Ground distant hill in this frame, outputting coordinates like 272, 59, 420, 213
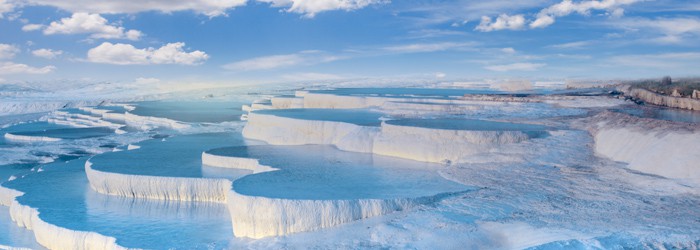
624, 77, 700, 98
618, 77, 700, 110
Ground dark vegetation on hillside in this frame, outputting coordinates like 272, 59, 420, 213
625, 76, 700, 97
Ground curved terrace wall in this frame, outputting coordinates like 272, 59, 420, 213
590, 113, 700, 184
85, 161, 231, 203
1, 185, 126, 250
242, 112, 544, 163
4, 133, 62, 142
226, 189, 453, 239
372, 122, 533, 163
625, 87, 700, 111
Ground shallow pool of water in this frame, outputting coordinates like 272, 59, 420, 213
215, 145, 472, 200
9, 127, 115, 139
1, 121, 72, 134
253, 109, 385, 126
386, 118, 549, 131
3, 158, 234, 249
89, 132, 251, 178
0, 206, 45, 249
130, 101, 245, 123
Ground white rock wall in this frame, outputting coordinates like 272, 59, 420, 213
85, 161, 231, 203
242, 113, 368, 146
242, 113, 534, 163
4, 133, 62, 142
9, 200, 127, 250
1, 184, 127, 250
0, 185, 23, 207
123, 113, 190, 131
201, 152, 277, 173
271, 97, 304, 109
594, 126, 700, 183
372, 123, 530, 163
227, 190, 446, 239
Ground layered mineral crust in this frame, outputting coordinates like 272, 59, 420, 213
2, 182, 128, 250
9, 86, 699, 249
620, 85, 700, 110
242, 110, 540, 163
226, 189, 455, 239
580, 111, 700, 184
85, 161, 232, 203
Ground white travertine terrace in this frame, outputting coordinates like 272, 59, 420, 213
54, 106, 190, 131
1, 186, 127, 250
4, 133, 62, 142
0, 186, 23, 207
242, 112, 376, 152
9, 200, 127, 250
48, 111, 123, 129
270, 96, 304, 109
226, 189, 455, 239
242, 112, 537, 163
299, 93, 478, 109
78, 107, 114, 116
122, 112, 190, 130
302, 93, 399, 109
101, 112, 127, 123
85, 161, 231, 203
372, 122, 531, 163
294, 90, 308, 97
201, 151, 277, 173
592, 118, 700, 184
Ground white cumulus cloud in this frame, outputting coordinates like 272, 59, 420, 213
0, 62, 56, 74
0, 43, 56, 75
42, 13, 142, 40
475, 14, 526, 32
476, 0, 641, 31
17, 0, 382, 18
22, 23, 44, 31
21, 0, 247, 17
32, 48, 64, 59
87, 42, 209, 65
0, 0, 16, 19
485, 62, 545, 72
257, 0, 388, 18
0, 44, 19, 59
531, 0, 639, 29
501, 47, 516, 53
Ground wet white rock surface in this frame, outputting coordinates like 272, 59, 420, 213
1, 86, 699, 249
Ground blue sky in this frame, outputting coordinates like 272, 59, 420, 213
0, 0, 699, 84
